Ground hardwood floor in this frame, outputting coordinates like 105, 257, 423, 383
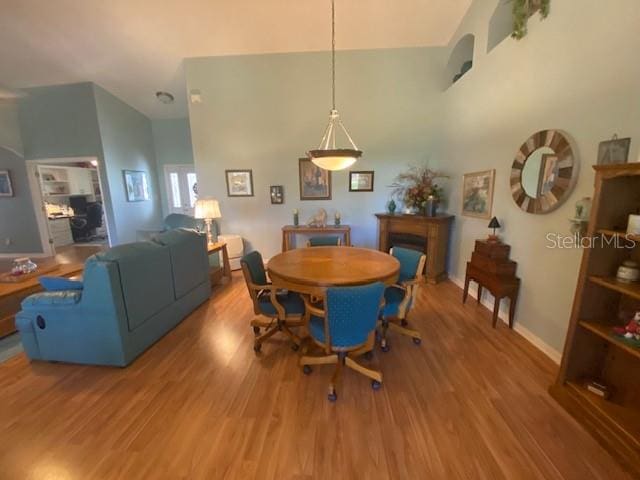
0, 275, 631, 479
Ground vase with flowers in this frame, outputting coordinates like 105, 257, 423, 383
390, 166, 448, 216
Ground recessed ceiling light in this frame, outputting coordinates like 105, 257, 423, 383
156, 91, 174, 104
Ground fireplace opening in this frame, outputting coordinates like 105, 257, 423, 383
388, 233, 427, 253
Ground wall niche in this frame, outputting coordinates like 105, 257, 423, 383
487, 1, 513, 52
446, 34, 475, 87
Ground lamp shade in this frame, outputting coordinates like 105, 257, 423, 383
488, 216, 501, 229
194, 198, 221, 219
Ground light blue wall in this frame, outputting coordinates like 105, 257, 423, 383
94, 85, 163, 243
0, 147, 41, 253
16, 82, 163, 249
151, 118, 195, 217
186, 48, 446, 257
0, 102, 39, 253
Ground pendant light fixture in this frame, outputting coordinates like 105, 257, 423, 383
307, 0, 362, 171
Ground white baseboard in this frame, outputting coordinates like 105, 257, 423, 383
450, 275, 561, 364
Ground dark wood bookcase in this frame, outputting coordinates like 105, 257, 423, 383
550, 163, 640, 477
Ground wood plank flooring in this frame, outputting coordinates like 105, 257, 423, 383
0, 275, 631, 479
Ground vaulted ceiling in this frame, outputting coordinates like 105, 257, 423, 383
0, 0, 472, 118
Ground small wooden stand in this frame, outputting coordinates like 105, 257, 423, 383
463, 240, 520, 328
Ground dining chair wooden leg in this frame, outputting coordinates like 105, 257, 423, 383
299, 354, 338, 367
388, 322, 422, 341
253, 326, 280, 353
344, 356, 382, 384
328, 355, 344, 401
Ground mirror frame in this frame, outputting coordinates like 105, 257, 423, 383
510, 129, 578, 214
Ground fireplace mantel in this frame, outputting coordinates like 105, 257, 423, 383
375, 213, 454, 284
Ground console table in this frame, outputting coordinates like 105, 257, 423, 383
375, 213, 453, 284
281, 225, 351, 252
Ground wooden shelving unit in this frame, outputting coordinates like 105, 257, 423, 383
550, 163, 640, 478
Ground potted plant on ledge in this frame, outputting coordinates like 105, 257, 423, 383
390, 166, 448, 217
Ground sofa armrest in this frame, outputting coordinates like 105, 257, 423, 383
21, 290, 83, 309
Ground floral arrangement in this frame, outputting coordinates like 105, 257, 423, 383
390, 166, 448, 211
512, 0, 550, 39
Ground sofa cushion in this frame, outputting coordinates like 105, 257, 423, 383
39, 276, 83, 292
95, 242, 174, 332
153, 229, 209, 299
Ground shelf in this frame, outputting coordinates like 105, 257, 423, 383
597, 229, 640, 243
588, 275, 640, 300
566, 381, 640, 449
578, 320, 640, 360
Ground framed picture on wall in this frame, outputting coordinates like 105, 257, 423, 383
461, 169, 495, 219
225, 169, 254, 197
0, 170, 13, 197
299, 158, 331, 200
123, 170, 150, 202
597, 136, 631, 165
270, 185, 284, 204
349, 171, 374, 192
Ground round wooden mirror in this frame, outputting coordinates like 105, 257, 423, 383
510, 130, 578, 214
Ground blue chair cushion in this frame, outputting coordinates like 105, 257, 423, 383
308, 314, 326, 343
309, 236, 340, 246
258, 291, 305, 316
241, 251, 268, 286
39, 276, 83, 292
382, 285, 410, 317
392, 247, 424, 283
22, 290, 82, 308
321, 282, 385, 348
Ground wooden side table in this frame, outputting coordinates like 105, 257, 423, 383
463, 262, 520, 328
207, 242, 231, 281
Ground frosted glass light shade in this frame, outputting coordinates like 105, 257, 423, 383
310, 154, 358, 171
194, 198, 221, 219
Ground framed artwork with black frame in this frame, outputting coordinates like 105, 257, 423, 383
225, 169, 254, 197
597, 135, 631, 165
270, 185, 284, 204
299, 158, 331, 200
123, 170, 150, 202
349, 171, 374, 192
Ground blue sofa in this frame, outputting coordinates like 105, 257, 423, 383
16, 229, 211, 366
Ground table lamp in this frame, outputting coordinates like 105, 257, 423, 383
195, 197, 221, 245
488, 216, 501, 243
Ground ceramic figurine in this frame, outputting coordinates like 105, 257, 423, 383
293, 209, 299, 226
616, 260, 640, 283
334, 211, 341, 226
612, 311, 640, 342
307, 208, 327, 227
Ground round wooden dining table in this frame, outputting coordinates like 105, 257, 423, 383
267, 246, 400, 295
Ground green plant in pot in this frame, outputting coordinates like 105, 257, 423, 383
390, 166, 448, 216
512, 0, 551, 39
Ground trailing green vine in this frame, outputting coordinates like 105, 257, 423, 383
512, 0, 551, 39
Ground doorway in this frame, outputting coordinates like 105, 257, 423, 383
164, 165, 198, 216
26, 157, 112, 257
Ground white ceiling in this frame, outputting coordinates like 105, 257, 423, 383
0, 0, 471, 119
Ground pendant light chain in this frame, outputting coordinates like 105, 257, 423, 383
331, 0, 336, 111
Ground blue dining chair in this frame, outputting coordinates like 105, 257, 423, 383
307, 236, 342, 247
240, 251, 305, 353
379, 247, 426, 352
300, 282, 386, 402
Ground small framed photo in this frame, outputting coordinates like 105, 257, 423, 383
597, 136, 631, 165
225, 170, 254, 197
462, 169, 495, 219
349, 171, 374, 192
270, 185, 284, 204
0, 170, 13, 197
123, 170, 150, 202
299, 158, 331, 200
